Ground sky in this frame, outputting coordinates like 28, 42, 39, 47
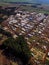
0, 0, 49, 4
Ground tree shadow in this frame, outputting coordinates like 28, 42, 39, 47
0, 44, 23, 65
0, 44, 28, 65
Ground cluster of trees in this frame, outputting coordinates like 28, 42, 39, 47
0, 18, 5, 24
2, 35, 31, 65
0, 28, 12, 37
45, 59, 49, 65
0, 8, 16, 16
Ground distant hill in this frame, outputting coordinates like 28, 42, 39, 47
9, 2, 32, 4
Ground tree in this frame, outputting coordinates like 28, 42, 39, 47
2, 35, 31, 65
16, 35, 31, 64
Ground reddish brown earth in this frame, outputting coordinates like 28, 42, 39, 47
0, 50, 11, 65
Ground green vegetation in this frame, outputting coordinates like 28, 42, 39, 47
0, 3, 10, 6
20, 5, 49, 14
45, 59, 49, 65
28, 35, 39, 43
0, 34, 3, 39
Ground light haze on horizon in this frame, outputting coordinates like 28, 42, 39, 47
0, 0, 49, 4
